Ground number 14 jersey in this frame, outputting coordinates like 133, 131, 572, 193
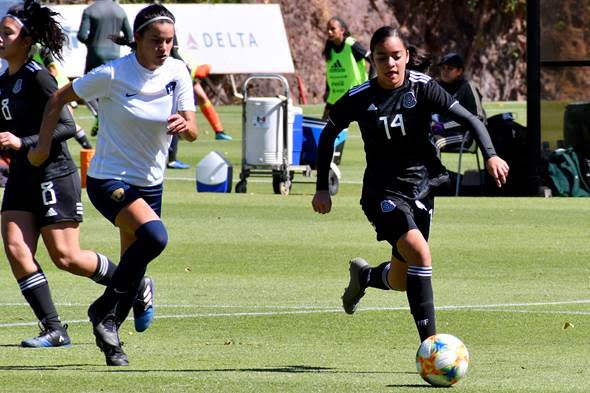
328, 70, 456, 201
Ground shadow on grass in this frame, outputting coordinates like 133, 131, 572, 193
0, 342, 96, 348
0, 364, 97, 370
386, 384, 435, 389
95, 364, 414, 375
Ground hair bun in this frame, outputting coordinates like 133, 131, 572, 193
24, 0, 40, 15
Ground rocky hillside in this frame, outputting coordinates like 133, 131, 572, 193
58, 0, 587, 104
229, 0, 529, 104
540, 0, 590, 100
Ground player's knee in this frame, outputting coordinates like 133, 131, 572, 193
4, 241, 31, 265
412, 248, 431, 266
397, 233, 431, 266
136, 220, 168, 258
49, 249, 78, 272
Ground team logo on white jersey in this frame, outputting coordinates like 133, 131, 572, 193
402, 91, 417, 108
165, 81, 177, 95
12, 79, 22, 94
380, 200, 396, 213
110, 188, 125, 202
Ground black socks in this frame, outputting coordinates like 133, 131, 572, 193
406, 266, 436, 341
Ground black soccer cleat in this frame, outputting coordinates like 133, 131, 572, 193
21, 321, 71, 348
133, 276, 155, 332
88, 301, 120, 348
341, 257, 369, 315
96, 339, 129, 366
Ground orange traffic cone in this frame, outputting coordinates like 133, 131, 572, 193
80, 148, 95, 188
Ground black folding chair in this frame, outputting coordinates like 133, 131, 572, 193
434, 121, 482, 196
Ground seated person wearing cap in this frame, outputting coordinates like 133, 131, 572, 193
432, 52, 486, 151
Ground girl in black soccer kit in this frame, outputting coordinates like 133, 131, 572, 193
312, 26, 509, 343
0, 0, 152, 348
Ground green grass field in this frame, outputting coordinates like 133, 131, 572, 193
0, 102, 588, 392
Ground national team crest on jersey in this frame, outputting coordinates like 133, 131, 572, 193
165, 81, 177, 95
12, 79, 22, 94
110, 188, 125, 202
380, 199, 396, 213
402, 91, 417, 108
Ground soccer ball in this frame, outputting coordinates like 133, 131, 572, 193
416, 333, 469, 387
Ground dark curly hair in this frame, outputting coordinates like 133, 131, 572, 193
6, 0, 67, 61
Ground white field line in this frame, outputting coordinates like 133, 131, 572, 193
0, 299, 588, 309
0, 299, 589, 329
163, 175, 364, 185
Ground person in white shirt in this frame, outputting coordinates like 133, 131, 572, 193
28, 3, 197, 367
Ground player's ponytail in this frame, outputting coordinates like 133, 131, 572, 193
6, 0, 67, 61
407, 46, 432, 73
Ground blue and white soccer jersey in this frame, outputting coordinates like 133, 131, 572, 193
72, 54, 196, 187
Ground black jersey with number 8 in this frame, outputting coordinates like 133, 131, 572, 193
0, 60, 76, 181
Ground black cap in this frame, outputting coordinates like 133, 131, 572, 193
438, 52, 464, 68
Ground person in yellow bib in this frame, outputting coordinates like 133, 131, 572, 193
33, 44, 92, 149
322, 17, 370, 120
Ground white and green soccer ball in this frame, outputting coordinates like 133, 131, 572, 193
416, 333, 470, 387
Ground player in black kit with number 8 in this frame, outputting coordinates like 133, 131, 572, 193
0, 0, 153, 349
312, 26, 509, 343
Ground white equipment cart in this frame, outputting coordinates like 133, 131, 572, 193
235, 74, 312, 195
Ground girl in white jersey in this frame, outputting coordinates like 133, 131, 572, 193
29, 4, 197, 366
0, 0, 153, 351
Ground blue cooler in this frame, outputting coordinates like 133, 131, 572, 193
291, 112, 304, 165
301, 117, 348, 167
196, 151, 233, 193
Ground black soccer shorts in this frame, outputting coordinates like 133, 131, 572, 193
2, 171, 83, 227
362, 194, 434, 261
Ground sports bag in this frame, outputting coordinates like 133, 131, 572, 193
547, 147, 590, 197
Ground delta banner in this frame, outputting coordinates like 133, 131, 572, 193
49, 3, 295, 77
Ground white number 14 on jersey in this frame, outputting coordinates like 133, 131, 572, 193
379, 114, 406, 139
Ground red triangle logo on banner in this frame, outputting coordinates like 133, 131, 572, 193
187, 33, 199, 50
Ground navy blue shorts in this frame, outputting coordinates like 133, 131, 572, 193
362, 195, 434, 261
86, 176, 163, 225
